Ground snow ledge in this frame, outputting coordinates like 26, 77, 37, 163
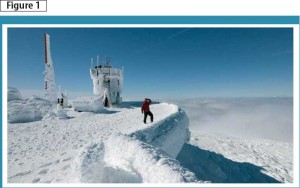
74, 104, 197, 183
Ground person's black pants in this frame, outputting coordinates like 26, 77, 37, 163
144, 111, 153, 123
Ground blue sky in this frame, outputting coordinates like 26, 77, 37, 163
8, 28, 293, 99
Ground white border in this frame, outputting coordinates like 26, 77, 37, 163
293, 24, 300, 188
2, 24, 299, 187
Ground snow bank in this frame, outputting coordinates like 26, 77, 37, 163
72, 96, 104, 113
8, 91, 53, 123
77, 134, 199, 183
7, 87, 71, 123
43, 105, 69, 120
8, 87, 22, 101
8, 101, 196, 183
74, 103, 195, 183
8, 100, 42, 123
28, 95, 53, 116
130, 105, 190, 158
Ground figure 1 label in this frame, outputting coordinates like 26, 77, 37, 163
0, 0, 47, 12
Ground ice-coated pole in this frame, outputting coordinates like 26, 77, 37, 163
44, 33, 47, 64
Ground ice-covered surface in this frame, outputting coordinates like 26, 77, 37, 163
53, 105, 69, 119
131, 107, 189, 158
8, 100, 43, 123
8, 92, 53, 123
8, 102, 194, 183
177, 131, 293, 183
7, 96, 293, 184
43, 34, 56, 103
77, 134, 199, 183
8, 87, 22, 101
90, 66, 123, 104
72, 96, 104, 112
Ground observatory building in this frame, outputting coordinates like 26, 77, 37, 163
90, 58, 124, 107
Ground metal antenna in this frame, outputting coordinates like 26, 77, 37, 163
91, 58, 93, 68
97, 55, 99, 67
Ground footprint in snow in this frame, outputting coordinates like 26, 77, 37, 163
38, 169, 49, 175
62, 157, 72, 162
60, 152, 67, 156
39, 159, 60, 168
32, 178, 40, 183
39, 162, 52, 168
9, 170, 32, 179
61, 164, 70, 171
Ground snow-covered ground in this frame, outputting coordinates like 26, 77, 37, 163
177, 131, 292, 183
7, 90, 294, 184
7, 101, 196, 183
172, 98, 293, 183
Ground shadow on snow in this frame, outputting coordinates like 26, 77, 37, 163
177, 143, 280, 183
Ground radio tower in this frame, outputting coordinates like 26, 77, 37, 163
43, 33, 56, 103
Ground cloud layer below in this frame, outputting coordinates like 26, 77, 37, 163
170, 98, 293, 143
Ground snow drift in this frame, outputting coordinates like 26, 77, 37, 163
8, 95, 291, 184
75, 104, 195, 183
8, 87, 23, 101
131, 107, 190, 158
8, 100, 43, 123
8, 102, 196, 183
8, 87, 53, 123
72, 96, 104, 112
77, 134, 199, 183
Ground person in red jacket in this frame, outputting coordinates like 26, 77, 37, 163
141, 98, 153, 124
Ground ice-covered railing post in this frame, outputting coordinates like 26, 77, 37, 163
57, 85, 68, 107
90, 56, 124, 107
43, 33, 56, 103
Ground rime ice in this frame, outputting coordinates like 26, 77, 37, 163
90, 58, 123, 107
43, 34, 56, 103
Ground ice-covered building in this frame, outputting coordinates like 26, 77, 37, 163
57, 86, 68, 107
90, 58, 123, 107
43, 33, 56, 103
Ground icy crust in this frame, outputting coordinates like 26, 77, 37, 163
8, 100, 43, 123
77, 134, 199, 183
130, 107, 190, 158
8, 95, 53, 123
72, 96, 104, 112
8, 87, 22, 101
44, 34, 56, 103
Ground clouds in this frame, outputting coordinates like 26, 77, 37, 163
169, 98, 293, 143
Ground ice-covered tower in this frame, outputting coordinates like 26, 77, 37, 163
43, 33, 56, 103
90, 57, 123, 107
